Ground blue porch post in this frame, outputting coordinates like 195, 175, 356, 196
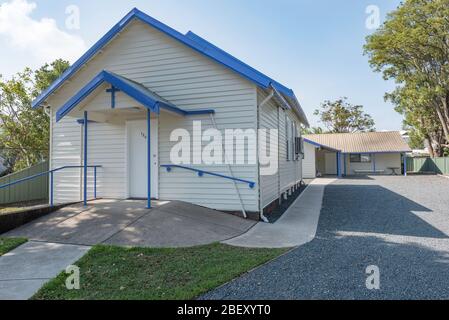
83, 111, 88, 206
373, 153, 376, 174
147, 109, 152, 209
404, 154, 407, 176
343, 154, 347, 176
336, 152, 342, 178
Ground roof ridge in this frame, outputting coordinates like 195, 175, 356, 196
31, 7, 306, 126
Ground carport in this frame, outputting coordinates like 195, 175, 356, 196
303, 131, 412, 178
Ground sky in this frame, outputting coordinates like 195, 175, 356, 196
0, 0, 403, 130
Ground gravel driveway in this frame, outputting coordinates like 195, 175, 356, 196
202, 176, 449, 300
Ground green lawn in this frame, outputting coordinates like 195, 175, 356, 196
33, 243, 288, 300
0, 237, 27, 256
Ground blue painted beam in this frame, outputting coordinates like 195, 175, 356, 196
343, 154, 347, 176
373, 153, 376, 174
83, 111, 88, 206
336, 152, 342, 178
404, 154, 407, 176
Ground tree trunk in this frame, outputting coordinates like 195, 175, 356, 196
435, 105, 449, 141
441, 95, 449, 142
425, 135, 435, 157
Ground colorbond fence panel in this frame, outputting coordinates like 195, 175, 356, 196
0, 162, 49, 205
407, 157, 449, 175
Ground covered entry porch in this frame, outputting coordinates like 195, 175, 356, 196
54, 70, 215, 208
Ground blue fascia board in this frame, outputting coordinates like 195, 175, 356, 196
33, 7, 299, 110
303, 138, 341, 153
56, 70, 215, 121
56, 72, 105, 121
103, 71, 161, 112
186, 31, 296, 99
57, 70, 159, 122
33, 8, 140, 109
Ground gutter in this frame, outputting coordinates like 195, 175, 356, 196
269, 84, 310, 128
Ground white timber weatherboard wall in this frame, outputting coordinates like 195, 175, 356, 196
343, 153, 401, 175
258, 89, 280, 209
258, 89, 303, 210
303, 142, 317, 178
48, 20, 259, 212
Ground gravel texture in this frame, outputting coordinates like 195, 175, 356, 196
201, 175, 449, 300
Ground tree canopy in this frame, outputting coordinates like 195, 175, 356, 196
313, 97, 375, 133
364, 0, 449, 156
0, 59, 70, 172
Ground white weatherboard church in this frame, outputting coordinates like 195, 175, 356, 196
32, 8, 309, 221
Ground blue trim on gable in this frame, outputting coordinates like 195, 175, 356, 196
57, 72, 105, 121
32, 8, 307, 126
56, 70, 215, 122
57, 70, 161, 122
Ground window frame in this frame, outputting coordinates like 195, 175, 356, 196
350, 154, 372, 163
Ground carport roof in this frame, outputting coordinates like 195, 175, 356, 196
304, 131, 412, 154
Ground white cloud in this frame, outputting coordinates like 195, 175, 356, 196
0, 0, 86, 65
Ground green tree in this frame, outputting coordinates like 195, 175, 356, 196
364, 0, 449, 155
313, 97, 375, 133
301, 127, 324, 135
0, 59, 70, 171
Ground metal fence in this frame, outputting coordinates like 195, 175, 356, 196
406, 157, 449, 175
0, 162, 49, 205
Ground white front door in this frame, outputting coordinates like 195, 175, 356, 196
127, 119, 158, 199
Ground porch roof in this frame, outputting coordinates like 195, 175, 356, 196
56, 70, 214, 122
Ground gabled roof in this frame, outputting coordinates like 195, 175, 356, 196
304, 131, 412, 154
56, 70, 214, 122
32, 8, 308, 126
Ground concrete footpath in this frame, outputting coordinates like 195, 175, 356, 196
0, 241, 90, 300
224, 178, 335, 248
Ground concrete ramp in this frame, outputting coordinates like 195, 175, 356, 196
3, 200, 256, 248
223, 178, 335, 248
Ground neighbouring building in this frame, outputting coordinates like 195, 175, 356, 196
303, 131, 411, 178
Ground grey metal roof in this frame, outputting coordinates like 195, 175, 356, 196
304, 131, 412, 154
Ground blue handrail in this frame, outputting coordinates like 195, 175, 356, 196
0, 165, 102, 207
161, 164, 255, 189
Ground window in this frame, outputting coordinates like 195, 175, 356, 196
286, 116, 292, 161
286, 115, 303, 161
350, 154, 371, 163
